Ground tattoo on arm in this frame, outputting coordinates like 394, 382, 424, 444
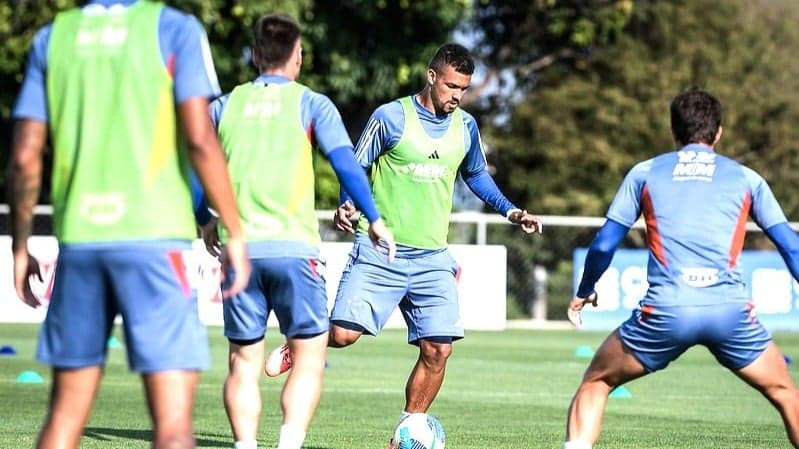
8, 121, 46, 252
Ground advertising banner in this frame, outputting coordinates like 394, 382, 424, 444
0, 237, 507, 331
573, 248, 799, 331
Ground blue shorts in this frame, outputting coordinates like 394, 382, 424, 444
37, 242, 210, 373
619, 301, 771, 372
223, 257, 328, 340
329, 243, 464, 343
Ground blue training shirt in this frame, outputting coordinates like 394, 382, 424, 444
348, 95, 519, 256
13, 0, 220, 122
579, 143, 793, 306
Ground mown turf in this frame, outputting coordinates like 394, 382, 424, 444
1, 323, 796, 448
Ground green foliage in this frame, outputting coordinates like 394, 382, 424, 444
1, 0, 469, 206
473, 0, 799, 317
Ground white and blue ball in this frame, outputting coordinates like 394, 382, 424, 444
393, 413, 446, 449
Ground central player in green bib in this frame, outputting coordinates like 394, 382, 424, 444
265, 43, 543, 446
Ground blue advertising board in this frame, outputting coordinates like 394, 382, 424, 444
573, 248, 799, 331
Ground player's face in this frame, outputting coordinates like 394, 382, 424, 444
429, 65, 471, 115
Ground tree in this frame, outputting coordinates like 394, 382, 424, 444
1, 0, 470, 206
478, 0, 799, 317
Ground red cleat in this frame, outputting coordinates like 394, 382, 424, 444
264, 343, 292, 377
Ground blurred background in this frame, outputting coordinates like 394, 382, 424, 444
3, 0, 799, 321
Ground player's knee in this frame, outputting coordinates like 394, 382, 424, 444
328, 327, 360, 348
419, 340, 452, 367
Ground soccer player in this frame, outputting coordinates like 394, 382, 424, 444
265, 42, 543, 446
7, 0, 250, 448
203, 14, 395, 449
565, 88, 799, 449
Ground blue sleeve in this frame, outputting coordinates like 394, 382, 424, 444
160, 7, 221, 103
340, 102, 403, 205
765, 223, 799, 282
303, 90, 353, 155
461, 170, 517, 217
12, 25, 51, 122
605, 160, 652, 226
459, 115, 517, 216
576, 219, 630, 298
189, 170, 212, 226
743, 166, 788, 229
328, 147, 380, 223
209, 94, 229, 128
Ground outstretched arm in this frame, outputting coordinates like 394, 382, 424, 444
567, 218, 629, 327
575, 218, 630, 298
764, 222, 799, 281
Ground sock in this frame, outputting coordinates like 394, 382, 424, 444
276, 424, 306, 449
564, 440, 592, 449
233, 440, 257, 449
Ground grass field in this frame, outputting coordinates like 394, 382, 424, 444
1, 323, 797, 449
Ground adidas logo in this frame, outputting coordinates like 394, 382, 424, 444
427, 150, 440, 160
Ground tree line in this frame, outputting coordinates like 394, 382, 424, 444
3, 0, 799, 317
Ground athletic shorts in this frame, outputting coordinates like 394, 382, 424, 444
329, 243, 464, 343
37, 242, 210, 373
223, 257, 328, 340
618, 301, 771, 372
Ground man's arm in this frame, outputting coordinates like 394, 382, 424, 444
7, 120, 47, 306
179, 98, 250, 297
575, 219, 630, 298
764, 223, 799, 281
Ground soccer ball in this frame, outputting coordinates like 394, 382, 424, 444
393, 413, 446, 449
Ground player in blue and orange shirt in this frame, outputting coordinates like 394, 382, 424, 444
8, 1, 250, 448
564, 88, 799, 449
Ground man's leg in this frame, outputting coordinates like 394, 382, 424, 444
277, 333, 328, 449
224, 339, 265, 446
328, 321, 365, 348
735, 342, 799, 448
143, 370, 200, 449
565, 329, 648, 447
36, 366, 103, 449
404, 339, 452, 413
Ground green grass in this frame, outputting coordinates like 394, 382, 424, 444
1, 324, 797, 448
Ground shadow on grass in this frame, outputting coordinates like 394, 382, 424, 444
83, 427, 229, 447
84, 428, 335, 449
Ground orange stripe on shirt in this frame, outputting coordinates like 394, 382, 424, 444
728, 191, 752, 269
641, 185, 667, 267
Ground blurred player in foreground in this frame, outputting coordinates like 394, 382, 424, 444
203, 13, 395, 449
8, 0, 249, 448
265, 42, 542, 447
565, 87, 799, 449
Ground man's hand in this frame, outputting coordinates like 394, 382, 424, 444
508, 209, 543, 234
567, 292, 598, 329
220, 237, 251, 299
13, 249, 43, 308
333, 201, 358, 233
200, 217, 221, 259
367, 218, 396, 263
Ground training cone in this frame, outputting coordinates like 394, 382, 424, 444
574, 345, 595, 358
609, 386, 632, 399
16, 370, 44, 384
0, 345, 17, 356
107, 336, 122, 348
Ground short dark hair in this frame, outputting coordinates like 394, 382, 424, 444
670, 87, 722, 145
252, 14, 301, 69
429, 43, 475, 76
